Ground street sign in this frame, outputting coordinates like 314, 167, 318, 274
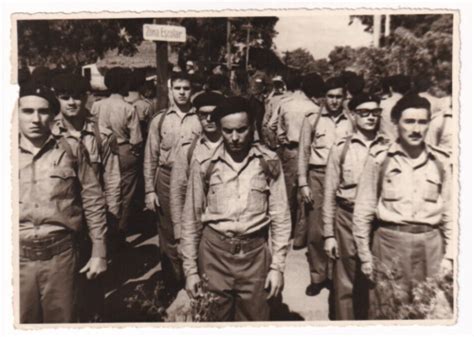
143, 24, 186, 43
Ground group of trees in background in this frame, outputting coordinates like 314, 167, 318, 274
283, 14, 453, 96
17, 14, 453, 96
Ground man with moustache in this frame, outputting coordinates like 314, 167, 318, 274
169, 92, 224, 251
298, 77, 354, 297
18, 82, 108, 323
323, 94, 389, 320
181, 97, 291, 321
144, 72, 201, 290
353, 94, 453, 318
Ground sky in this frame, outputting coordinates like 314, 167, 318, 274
273, 15, 373, 60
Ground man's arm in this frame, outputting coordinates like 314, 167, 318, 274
127, 105, 143, 146
297, 115, 313, 187
143, 116, 162, 194
170, 144, 191, 240
100, 135, 122, 220
440, 160, 454, 260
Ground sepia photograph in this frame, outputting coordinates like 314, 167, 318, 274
8, 7, 462, 329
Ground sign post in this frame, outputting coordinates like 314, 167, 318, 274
145, 22, 187, 110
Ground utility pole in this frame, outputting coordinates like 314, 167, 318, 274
226, 19, 232, 71
153, 18, 169, 110
243, 22, 252, 71
373, 14, 382, 48
384, 14, 391, 37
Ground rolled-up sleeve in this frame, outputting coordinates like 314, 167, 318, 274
353, 155, 380, 264
297, 115, 313, 187
143, 116, 161, 194
268, 160, 292, 273
170, 144, 190, 240
76, 143, 108, 258
180, 159, 205, 277
322, 145, 341, 238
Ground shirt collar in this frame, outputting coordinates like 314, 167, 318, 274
321, 105, 350, 122
51, 114, 95, 137
19, 133, 56, 157
351, 131, 386, 147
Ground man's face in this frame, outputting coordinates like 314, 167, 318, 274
198, 106, 218, 133
220, 112, 253, 155
171, 79, 191, 106
397, 108, 430, 148
57, 92, 87, 118
353, 102, 381, 133
19, 96, 54, 141
325, 87, 345, 113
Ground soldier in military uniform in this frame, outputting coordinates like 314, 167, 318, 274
181, 96, 291, 321
18, 82, 108, 323
297, 77, 354, 297
353, 94, 453, 319
144, 72, 201, 290
322, 93, 389, 320
169, 92, 224, 247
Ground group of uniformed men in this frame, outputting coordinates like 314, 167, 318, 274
18, 65, 453, 323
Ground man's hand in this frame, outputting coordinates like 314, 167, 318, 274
299, 186, 313, 204
185, 274, 201, 298
361, 261, 374, 282
80, 257, 107, 280
265, 269, 284, 299
324, 237, 339, 260
145, 192, 160, 212
440, 257, 453, 274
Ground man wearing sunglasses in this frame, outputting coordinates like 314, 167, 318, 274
322, 94, 389, 320
144, 72, 201, 292
298, 77, 354, 298
170, 92, 224, 257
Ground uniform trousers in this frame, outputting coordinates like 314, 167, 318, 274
369, 226, 444, 319
156, 167, 184, 288
20, 243, 77, 323
306, 168, 330, 284
333, 205, 369, 320
117, 143, 140, 231
198, 226, 272, 321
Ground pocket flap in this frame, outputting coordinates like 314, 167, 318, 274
50, 167, 76, 179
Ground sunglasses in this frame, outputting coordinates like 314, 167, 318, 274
58, 94, 84, 101
354, 108, 382, 117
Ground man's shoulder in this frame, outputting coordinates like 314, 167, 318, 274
253, 142, 279, 161
427, 143, 450, 161
149, 108, 168, 126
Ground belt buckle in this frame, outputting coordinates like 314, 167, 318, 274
233, 243, 242, 255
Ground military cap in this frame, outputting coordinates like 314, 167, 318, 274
391, 93, 431, 122
51, 73, 91, 96
193, 91, 225, 111
19, 80, 60, 114
211, 96, 255, 123
30, 66, 52, 87
348, 93, 381, 111
324, 76, 346, 93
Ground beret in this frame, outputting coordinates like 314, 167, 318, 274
211, 96, 254, 123
324, 76, 345, 92
348, 93, 381, 111
193, 91, 225, 111
19, 81, 60, 114
51, 73, 91, 96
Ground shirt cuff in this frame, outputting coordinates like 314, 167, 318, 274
184, 264, 199, 278
270, 260, 285, 274
91, 240, 107, 259
298, 175, 308, 187
358, 248, 373, 264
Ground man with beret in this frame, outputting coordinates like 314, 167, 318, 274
91, 67, 143, 234
144, 72, 201, 290
169, 92, 224, 248
18, 82, 108, 323
322, 94, 389, 320
353, 94, 453, 318
298, 77, 354, 297
181, 96, 291, 321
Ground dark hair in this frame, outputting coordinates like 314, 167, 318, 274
128, 69, 146, 91
301, 73, 325, 99
207, 74, 229, 92
348, 93, 380, 111
391, 94, 431, 123
389, 74, 412, 95
211, 96, 255, 125
346, 75, 365, 96
284, 71, 302, 91
104, 67, 130, 94
170, 71, 191, 85
324, 76, 346, 93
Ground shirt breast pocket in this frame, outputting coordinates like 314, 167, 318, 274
312, 132, 327, 149
160, 130, 173, 151
341, 167, 355, 187
382, 171, 402, 201
247, 177, 269, 213
424, 174, 441, 203
207, 180, 227, 214
49, 167, 77, 199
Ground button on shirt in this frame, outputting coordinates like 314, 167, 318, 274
143, 107, 201, 194
91, 93, 143, 146
323, 133, 390, 237
353, 142, 453, 263
19, 136, 107, 258
180, 143, 291, 277
298, 106, 354, 187
277, 90, 320, 145
169, 135, 222, 239
51, 115, 122, 218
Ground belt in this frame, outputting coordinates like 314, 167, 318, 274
309, 164, 326, 173
336, 196, 354, 213
281, 142, 299, 149
376, 220, 439, 234
203, 226, 267, 255
20, 232, 74, 261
